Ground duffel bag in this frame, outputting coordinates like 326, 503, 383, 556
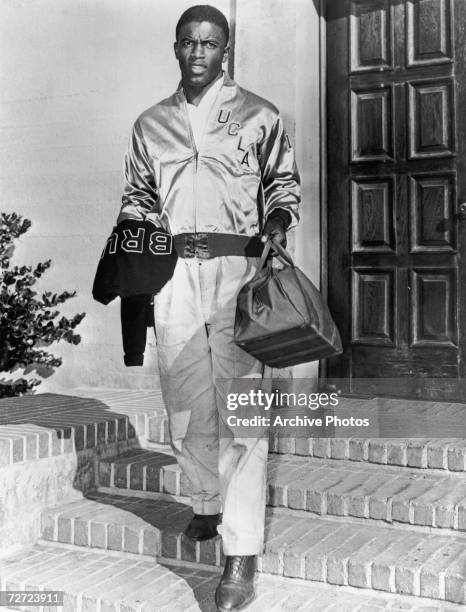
234, 238, 342, 367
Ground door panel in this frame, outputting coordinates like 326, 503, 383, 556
406, 0, 452, 66
326, 0, 466, 398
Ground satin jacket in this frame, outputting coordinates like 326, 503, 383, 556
117, 74, 300, 236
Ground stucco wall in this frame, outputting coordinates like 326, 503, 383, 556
235, 0, 321, 379
0, 0, 321, 391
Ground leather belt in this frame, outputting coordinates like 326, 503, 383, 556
173, 233, 264, 259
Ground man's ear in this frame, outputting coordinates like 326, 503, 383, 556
223, 45, 230, 63
174, 41, 179, 60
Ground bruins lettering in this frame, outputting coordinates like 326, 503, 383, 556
101, 229, 172, 258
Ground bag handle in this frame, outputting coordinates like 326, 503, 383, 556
259, 237, 295, 269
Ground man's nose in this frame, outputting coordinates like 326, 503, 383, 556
191, 42, 205, 57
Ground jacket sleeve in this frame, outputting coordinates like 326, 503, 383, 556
121, 294, 154, 366
258, 114, 301, 229
117, 120, 160, 224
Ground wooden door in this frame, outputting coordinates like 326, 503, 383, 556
326, 0, 466, 398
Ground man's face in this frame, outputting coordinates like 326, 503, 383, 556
174, 21, 228, 91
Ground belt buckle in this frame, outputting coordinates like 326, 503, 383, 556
183, 234, 194, 258
194, 233, 209, 259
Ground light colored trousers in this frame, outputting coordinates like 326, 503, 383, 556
153, 255, 270, 555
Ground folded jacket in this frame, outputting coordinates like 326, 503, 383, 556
92, 219, 177, 366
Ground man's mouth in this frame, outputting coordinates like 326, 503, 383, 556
190, 64, 207, 72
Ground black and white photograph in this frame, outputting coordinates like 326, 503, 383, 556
0, 1, 465, 611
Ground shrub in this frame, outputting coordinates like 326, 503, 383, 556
0, 212, 85, 397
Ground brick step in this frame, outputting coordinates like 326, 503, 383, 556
143, 419, 466, 473
0, 391, 168, 471
72, 389, 168, 444
0, 391, 165, 555
270, 436, 466, 472
98, 449, 466, 532
41, 493, 466, 604
140, 393, 466, 473
79, 390, 466, 473
71, 390, 466, 473
1, 543, 458, 612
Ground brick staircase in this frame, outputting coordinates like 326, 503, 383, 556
0, 391, 464, 611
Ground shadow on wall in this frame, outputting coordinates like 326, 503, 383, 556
313, 1, 346, 20
312, 0, 322, 16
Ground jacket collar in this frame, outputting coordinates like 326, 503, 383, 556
176, 71, 236, 103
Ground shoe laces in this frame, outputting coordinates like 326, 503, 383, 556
230, 556, 243, 575
227, 555, 251, 577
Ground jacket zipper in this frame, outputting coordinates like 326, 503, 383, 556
182, 81, 225, 235
194, 149, 198, 234
182, 96, 199, 234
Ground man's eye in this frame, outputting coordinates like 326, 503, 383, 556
182, 40, 194, 47
205, 42, 217, 49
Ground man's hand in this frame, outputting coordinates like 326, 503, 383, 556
261, 210, 291, 250
261, 217, 287, 248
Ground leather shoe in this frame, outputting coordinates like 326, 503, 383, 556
215, 555, 256, 611
184, 513, 220, 541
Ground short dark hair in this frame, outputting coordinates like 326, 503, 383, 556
176, 5, 229, 43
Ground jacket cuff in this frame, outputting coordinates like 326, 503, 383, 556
124, 353, 144, 366
267, 208, 292, 230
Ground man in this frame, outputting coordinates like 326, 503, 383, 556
117, 5, 300, 610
